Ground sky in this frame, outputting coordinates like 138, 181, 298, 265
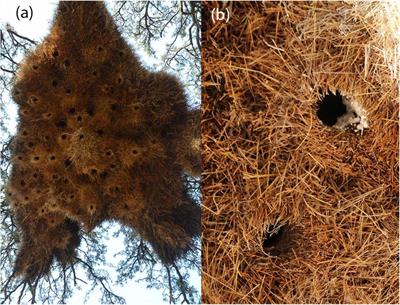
0, 1, 200, 304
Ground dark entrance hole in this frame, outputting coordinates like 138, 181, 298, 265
263, 224, 299, 257
263, 224, 285, 251
316, 90, 347, 126
64, 158, 72, 168
56, 119, 67, 129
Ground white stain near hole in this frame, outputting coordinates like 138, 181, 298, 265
334, 96, 369, 133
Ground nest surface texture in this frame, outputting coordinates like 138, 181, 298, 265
202, 1, 399, 303
7, 1, 200, 281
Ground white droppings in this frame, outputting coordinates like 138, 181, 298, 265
334, 96, 369, 133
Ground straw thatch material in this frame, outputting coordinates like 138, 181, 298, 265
202, 1, 399, 303
7, 1, 199, 281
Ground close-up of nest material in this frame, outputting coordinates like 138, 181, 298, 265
6, 1, 200, 282
202, 1, 398, 304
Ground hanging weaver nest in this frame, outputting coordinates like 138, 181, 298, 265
202, 1, 399, 304
7, 1, 200, 281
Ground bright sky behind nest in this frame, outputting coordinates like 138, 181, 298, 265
0, 1, 200, 304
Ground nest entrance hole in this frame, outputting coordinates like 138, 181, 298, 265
316, 90, 347, 126
316, 89, 369, 132
262, 223, 298, 257
263, 224, 285, 251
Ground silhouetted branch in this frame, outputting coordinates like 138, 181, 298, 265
76, 257, 125, 304
172, 262, 190, 304
166, 266, 174, 304
6, 27, 37, 46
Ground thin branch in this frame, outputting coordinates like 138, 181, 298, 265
75, 257, 125, 304
166, 266, 174, 304
172, 263, 189, 304
0, 66, 16, 75
7, 28, 37, 46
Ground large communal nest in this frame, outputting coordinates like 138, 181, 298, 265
202, 1, 399, 303
6, 1, 200, 282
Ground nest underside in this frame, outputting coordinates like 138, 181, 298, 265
7, 1, 200, 281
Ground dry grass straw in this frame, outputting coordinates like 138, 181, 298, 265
202, 1, 399, 303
